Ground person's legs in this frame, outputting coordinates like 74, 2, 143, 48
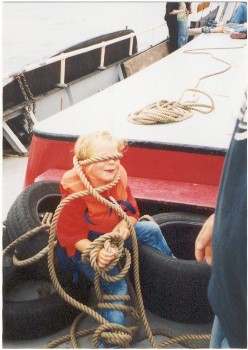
235, 26, 247, 33
77, 234, 127, 326
178, 20, 187, 47
78, 231, 128, 348
185, 23, 189, 44
99, 266, 128, 325
78, 260, 127, 348
223, 22, 246, 34
210, 316, 230, 348
230, 3, 247, 24
125, 220, 173, 256
167, 20, 178, 52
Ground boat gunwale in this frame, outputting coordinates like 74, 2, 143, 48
3, 23, 166, 83
31, 130, 227, 156
3, 38, 169, 118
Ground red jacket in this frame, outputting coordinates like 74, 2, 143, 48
56, 164, 140, 256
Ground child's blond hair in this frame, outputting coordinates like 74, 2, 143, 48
74, 131, 127, 160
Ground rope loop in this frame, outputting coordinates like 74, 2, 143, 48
82, 231, 132, 282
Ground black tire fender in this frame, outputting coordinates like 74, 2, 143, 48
6, 181, 66, 278
139, 212, 213, 323
6, 181, 61, 261
4, 180, 92, 339
3, 223, 18, 290
2, 260, 90, 340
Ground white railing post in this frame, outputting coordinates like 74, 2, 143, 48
60, 58, 66, 85
98, 42, 106, 70
3, 23, 167, 82
129, 36, 134, 56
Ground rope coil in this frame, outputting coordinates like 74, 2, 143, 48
128, 43, 247, 126
128, 89, 214, 125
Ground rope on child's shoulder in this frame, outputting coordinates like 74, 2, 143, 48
3, 152, 211, 348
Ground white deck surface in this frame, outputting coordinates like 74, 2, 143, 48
34, 33, 247, 151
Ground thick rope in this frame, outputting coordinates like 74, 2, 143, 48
128, 44, 246, 125
128, 88, 214, 125
3, 152, 211, 348
46, 153, 211, 348
3, 213, 54, 267
76, 155, 161, 347
47, 154, 157, 348
3, 224, 51, 266
183, 48, 232, 89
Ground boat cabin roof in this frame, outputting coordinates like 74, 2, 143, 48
34, 33, 247, 154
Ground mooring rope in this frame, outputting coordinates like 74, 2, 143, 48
3, 152, 211, 348
128, 88, 214, 125
128, 44, 246, 125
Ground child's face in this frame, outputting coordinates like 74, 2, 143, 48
85, 138, 120, 186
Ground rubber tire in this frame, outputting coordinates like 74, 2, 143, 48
5, 181, 63, 278
3, 180, 92, 339
2, 220, 11, 249
6, 180, 61, 254
3, 225, 18, 294
138, 212, 213, 323
2, 259, 91, 340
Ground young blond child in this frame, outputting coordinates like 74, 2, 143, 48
56, 131, 173, 347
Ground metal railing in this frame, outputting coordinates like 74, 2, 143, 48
3, 23, 167, 85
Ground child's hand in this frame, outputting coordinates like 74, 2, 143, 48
96, 247, 116, 268
114, 220, 130, 241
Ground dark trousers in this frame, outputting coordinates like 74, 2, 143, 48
167, 19, 178, 53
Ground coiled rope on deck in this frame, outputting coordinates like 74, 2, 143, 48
128, 88, 214, 125
128, 43, 247, 125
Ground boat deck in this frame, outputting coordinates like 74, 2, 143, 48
3, 31, 246, 350
34, 33, 247, 152
28, 33, 247, 212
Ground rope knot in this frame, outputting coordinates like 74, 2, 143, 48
82, 231, 123, 269
93, 323, 133, 348
82, 232, 132, 283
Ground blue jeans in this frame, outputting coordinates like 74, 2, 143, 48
223, 22, 247, 33
210, 316, 230, 348
178, 20, 188, 48
78, 221, 173, 327
230, 3, 247, 24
